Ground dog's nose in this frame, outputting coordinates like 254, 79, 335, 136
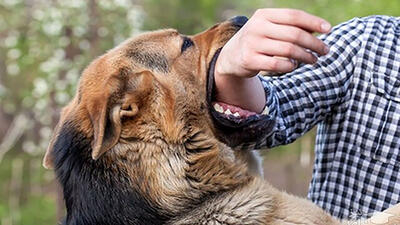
230, 16, 248, 27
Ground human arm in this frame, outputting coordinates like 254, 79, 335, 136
213, 16, 366, 149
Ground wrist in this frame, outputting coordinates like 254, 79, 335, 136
214, 72, 265, 114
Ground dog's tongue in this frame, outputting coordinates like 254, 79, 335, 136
212, 101, 257, 118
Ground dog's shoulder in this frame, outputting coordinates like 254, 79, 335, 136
170, 178, 276, 225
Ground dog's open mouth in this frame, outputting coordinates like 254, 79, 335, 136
212, 101, 257, 118
206, 48, 266, 126
211, 101, 269, 121
206, 48, 275, 147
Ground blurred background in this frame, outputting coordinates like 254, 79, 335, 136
0, 0, 399, 224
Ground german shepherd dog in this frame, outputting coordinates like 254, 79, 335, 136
43, 16, 400, 225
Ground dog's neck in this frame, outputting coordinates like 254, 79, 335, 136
54, 124, 252, 224
115, 128, 253, 214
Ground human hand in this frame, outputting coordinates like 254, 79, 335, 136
215, 8, 332, 78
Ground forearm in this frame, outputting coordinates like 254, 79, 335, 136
214, 72, 266, 113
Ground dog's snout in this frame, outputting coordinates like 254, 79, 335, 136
230, 16, 248, 27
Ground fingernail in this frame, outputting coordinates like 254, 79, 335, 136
321, 22, 331, 32
290, 59, 298, 67
324, 45, 330, 54
312, 55, 318, 64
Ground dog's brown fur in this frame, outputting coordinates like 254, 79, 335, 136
43, 19, 400, 225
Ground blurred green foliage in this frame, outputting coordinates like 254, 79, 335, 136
0, 0, 142, 224
276, 0, 400, 26
141, 0, 264, 33
0, 0, 399, 224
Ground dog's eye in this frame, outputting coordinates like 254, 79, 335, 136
181, 37, 194, 53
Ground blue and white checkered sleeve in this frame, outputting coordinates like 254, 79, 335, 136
247, 18, 367, 149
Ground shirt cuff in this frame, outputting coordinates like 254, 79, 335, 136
258, 75, 279, 119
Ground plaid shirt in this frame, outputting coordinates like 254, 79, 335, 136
232, 16, 400, 219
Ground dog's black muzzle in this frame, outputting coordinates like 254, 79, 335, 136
230, 16, 248, 28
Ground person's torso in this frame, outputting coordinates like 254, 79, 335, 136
309, 16, 400, 219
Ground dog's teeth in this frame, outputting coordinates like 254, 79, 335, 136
213, 103, 224, 113
261, 106, 269, 115
224, 109, 232, 115
233, 112, 240, 117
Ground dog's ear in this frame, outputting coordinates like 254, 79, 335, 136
90, 70, 153, 160
42, 96, 127, 167
42, 70, 154, 168
89, 103, 124, 160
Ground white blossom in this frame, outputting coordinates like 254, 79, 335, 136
79, 39, 90, 50
33, 78, 49, 97
4, 34, 18, 47
55, 92, 70, 104
42, 20, 63, 36
22, 140, 37, 154
97, 27, 109, 37
7, 63, 20, 76
7, 48, 21, 59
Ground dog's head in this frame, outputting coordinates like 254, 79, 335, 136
43, 16, 254, 169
